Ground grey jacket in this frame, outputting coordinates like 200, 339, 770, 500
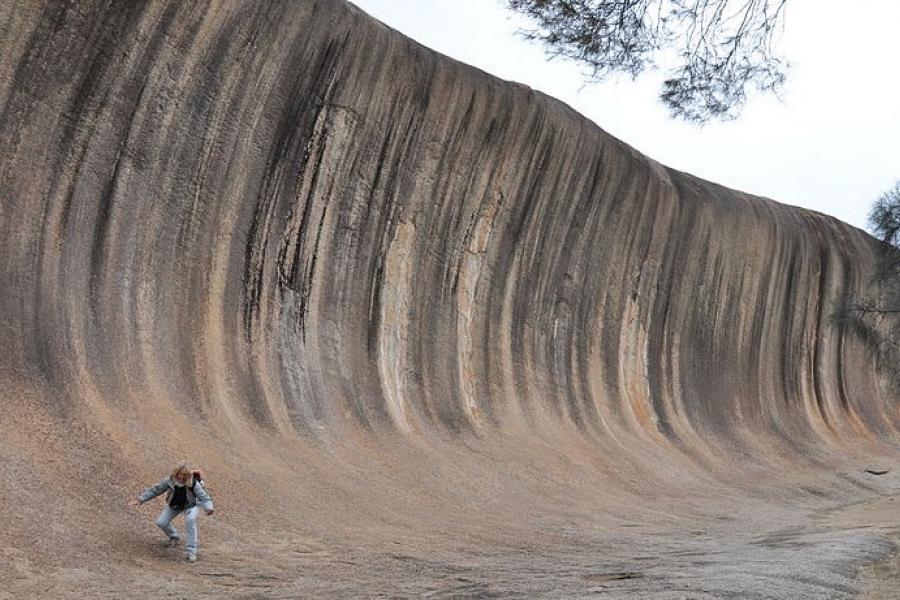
138, 477, 214, 512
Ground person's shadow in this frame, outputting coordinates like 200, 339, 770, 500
117, 528, 184, 565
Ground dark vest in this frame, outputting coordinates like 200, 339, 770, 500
169, 485, 188, 510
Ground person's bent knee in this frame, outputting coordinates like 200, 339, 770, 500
156, 516, 168, 529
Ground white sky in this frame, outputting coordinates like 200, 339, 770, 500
350, 0, 900, 231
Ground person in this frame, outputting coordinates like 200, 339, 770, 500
128, 462, 215, 562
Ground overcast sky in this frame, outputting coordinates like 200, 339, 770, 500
350, 0, 900, 232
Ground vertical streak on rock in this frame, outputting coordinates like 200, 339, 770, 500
456, 187, 504, 428
377, 219, 415, 432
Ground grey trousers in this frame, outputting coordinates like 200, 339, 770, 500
156, 505, 201, 554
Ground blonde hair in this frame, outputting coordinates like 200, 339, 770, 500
170, 462, 192, 482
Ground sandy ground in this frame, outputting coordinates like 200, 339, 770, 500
1, 381, 898, 598
860, 546, 900, 600
1, 383, 898, 598
2, 409, 899, 600
3, 494, 898, 599
842, 494, 900, 599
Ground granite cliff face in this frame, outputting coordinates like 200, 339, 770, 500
2, 1, 898, 597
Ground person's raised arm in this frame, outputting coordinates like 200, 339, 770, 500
129, 478, 170, 508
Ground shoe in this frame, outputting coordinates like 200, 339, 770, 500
166, 536, 181, 547
186, 553, 197, 563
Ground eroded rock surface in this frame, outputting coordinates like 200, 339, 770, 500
1, 1, 898, 597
